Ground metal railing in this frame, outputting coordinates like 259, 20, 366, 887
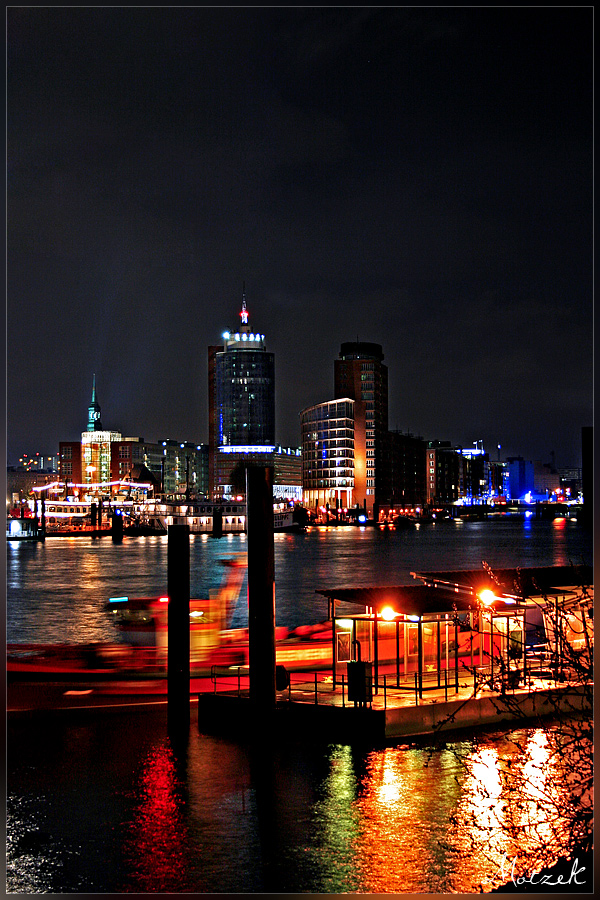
207, 650, 579, 710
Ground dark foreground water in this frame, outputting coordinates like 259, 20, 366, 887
6, 518, 593, 893
7, 711, 592, 894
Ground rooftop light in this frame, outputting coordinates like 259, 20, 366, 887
380, 606, 399, 621
479, 589, 496, 607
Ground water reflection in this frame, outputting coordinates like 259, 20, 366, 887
352, 746, 464, 893
7, 711, 587, 894
119, 741, 189, 892
452, 726, 583, 886
311, 745, 362, 892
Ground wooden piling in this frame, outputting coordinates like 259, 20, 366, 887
168, 523, 190, 730
246, 466, 276, 714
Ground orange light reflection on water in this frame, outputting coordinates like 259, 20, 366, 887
451, 727, 581, 889
313, 745, 465, 893
113, 725, 586, 894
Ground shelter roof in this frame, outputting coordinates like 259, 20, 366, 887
410, 564, 592, 598
315, 584, 519, 617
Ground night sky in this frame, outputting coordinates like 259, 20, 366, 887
7, 7, 593, 468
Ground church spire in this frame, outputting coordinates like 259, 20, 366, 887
87, 374, 103, 431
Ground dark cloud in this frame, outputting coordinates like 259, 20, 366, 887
7, 7, 593, 468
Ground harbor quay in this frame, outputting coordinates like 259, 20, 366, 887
199, 685, 591, 744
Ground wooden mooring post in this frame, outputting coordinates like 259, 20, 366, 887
167, 523, 190, 731
246, 466, 276, 716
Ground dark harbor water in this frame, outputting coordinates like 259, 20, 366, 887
6, 518, 593, 893
6, 515, 592, 643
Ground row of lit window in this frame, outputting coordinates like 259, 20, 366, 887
306, 443, 354, 453
303, 431, 354, 442
301, 420, 353, 433
305, 465, 354, 474
301, 404, 354, 422
309, 479, 354, 488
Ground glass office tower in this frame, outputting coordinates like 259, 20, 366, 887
209, 295, 275, 498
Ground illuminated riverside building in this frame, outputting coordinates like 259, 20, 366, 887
158, 440, 209, 498
57, 377, 208, 499
382, 430, 427, 509
208, 293, 276, 499
59, 378, 118, 490
81, 429, 122, 487
300, 399, 355, 509
80, 377, 120, 487
426, 442, 460, 504
273, 446, 303, 502
334, 342, 388, 517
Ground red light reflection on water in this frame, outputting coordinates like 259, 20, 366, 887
120, 740, 188, 893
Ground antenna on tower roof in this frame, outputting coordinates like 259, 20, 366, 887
240, 284, 249, 326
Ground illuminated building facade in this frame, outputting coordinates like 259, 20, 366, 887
208, 293, 275, 499
81, 430, 122, 487
159, 440, 209, 498
457, 447, 491, 501
111, 438, 164, 484
81, 377, 122, 488
300, 399, 355, 509
382, 430, 427, 509
273, 446, 303, 502
58, 442, 83, 487
334, 342, 388, 517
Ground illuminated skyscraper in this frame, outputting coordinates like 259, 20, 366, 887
208, 293, 275, 499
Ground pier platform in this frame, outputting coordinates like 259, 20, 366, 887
197, 672, 591, 743
8, 661, 590, 745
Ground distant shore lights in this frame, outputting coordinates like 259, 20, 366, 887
31, 480, 153, 493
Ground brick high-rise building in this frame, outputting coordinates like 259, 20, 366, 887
334, 342, 388, 517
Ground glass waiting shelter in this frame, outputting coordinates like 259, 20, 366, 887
411, 564, 593, 684
318, 583, 528, 698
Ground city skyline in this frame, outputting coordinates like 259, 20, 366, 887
7, 8, 593, 467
